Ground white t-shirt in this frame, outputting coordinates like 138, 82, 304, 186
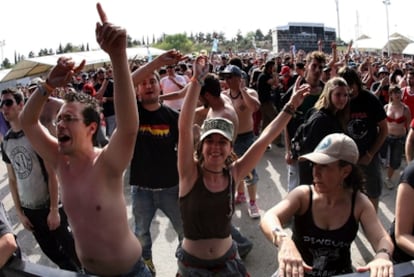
160, 75, 188, 111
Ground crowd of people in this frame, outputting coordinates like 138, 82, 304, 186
2, 2, 414, 277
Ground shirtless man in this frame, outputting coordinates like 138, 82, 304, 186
19, 4, 150, 276
193, 73, 239, 139
220, 65, 262, 218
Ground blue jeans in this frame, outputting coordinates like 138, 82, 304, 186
359, 153, 384, 198
131, 185, 183, 260
85, 258, 152, 277
381, 135, 405, 170
234, 132, 259, 185
105, 114, 116, 137
176, 242, 247, 276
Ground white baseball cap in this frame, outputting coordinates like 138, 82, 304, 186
299, 133, 359, 165
200, 117, 234, 142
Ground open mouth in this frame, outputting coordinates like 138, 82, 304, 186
58, 135, 71, 143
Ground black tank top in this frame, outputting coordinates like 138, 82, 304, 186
179, 166, 235, 240
292, 185, 358, 276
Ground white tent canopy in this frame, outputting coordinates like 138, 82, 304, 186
353, 36, 386, 51
354, 33, 413, 54
1, 47, 165, 82
403, 43, 414, 55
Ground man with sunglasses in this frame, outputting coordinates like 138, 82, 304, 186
0, 88, 81, 272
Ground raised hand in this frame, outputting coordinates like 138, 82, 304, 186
192, 55, 209, 80
289, 76, 310, 109
95, 2, 127, 56
47, 57, 85, 88
157, 50, 186, 67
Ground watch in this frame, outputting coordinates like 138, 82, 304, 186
272, 226, 288, 247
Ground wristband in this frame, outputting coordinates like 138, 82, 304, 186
190, 76, 204, 86
282, 103, 296, 116
375, 248, 391, 259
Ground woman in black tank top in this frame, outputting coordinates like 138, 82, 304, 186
177, 56, 309, 276
260, 133, 394, 277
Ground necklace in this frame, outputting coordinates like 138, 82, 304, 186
229, 91, 241, 99
202, 166, 223, 174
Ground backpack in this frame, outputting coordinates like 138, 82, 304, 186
290, 108, 317, 159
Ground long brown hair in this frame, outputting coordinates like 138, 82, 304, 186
314, 77, 350, 130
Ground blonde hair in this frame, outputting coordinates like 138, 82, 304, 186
314, 77, 350, 129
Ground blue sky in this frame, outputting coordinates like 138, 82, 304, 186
1, 0, 410, 63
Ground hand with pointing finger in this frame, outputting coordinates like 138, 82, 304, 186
95, 2, 127, 57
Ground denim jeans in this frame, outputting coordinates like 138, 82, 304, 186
381, 135, 405, 170
84, 258, 152, 277
131, 185, 183, 260
105, 115, 116, 137
176, 242, 247, 277
234, 132, 259, 185
287, 161, 300, 192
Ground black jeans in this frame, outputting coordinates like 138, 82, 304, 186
22, 207, 81, 272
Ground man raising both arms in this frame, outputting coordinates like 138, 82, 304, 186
19, 3, 151, 276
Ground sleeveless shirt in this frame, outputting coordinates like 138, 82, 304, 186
179, 166, 235, 240
292, 185, 358, 276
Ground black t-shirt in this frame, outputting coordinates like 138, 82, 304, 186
282, 79, 325, 139
129, 102, 179, 189
257, 71, 273, 103
94, 80, 115, 117
347, 89, 386, 155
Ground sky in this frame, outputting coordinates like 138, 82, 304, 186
1, 0, 412, 64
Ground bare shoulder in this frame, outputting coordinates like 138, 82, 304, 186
245, 87, 258, 96
284, 185, 311, 214
353, 191, 375, 218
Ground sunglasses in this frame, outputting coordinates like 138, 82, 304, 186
0, 99, 15, 108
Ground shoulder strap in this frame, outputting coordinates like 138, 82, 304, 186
307, 185, 313, 210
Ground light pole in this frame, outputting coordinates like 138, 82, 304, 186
383, 0, 391, 56
335, 0, 341, 41
0, 40, 5, 68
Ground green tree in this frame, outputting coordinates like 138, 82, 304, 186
63, 43, 74, 53
255, 29, 264, 41
2, 58, 11, 69
127, 35, 133, 48
58, 43, 63, 54
154, 33, 193, 54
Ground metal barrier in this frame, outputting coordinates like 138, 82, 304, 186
0, 258, 93, 277
336, 260, 414, 277
2, 258, 414, 277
